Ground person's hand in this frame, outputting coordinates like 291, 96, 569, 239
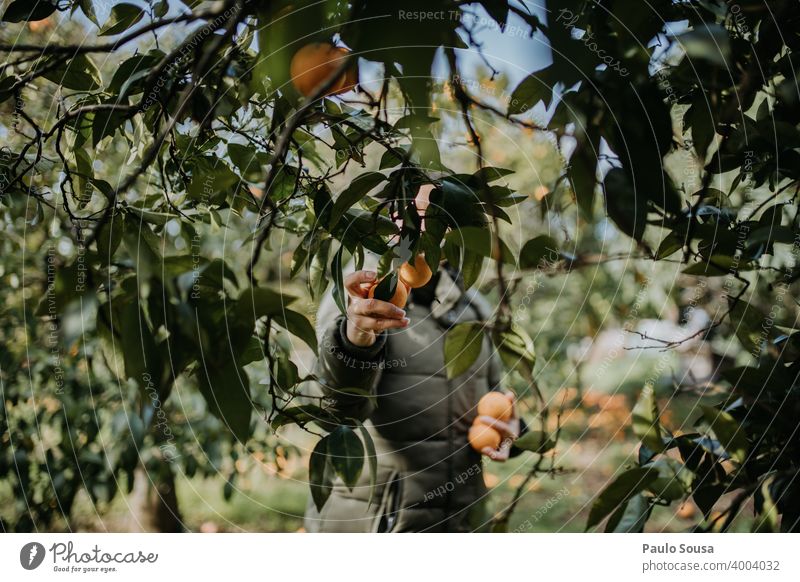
344, 270, 410, 347
478, 391, 520, 462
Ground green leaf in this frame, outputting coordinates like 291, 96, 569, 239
96, 211, 124, 264
35, 261, 92, 316
271, 404, 335, 430
445, 226, 515, 264
586, 467, 659, 530
109, 52, 163, 96
308, 237, 331, 300
728, 299, 771, 355
687, 95, 715, 159
444, 323, 485, 379
509, 68, 553, 114
99, 3, 145, 36
330, 172, 386, 227
41, 54, 102, 91
356, 422, 378, 505
78, 0, 100, 27
197, 361, 252, 443
606, 493, 652, 533
513, 430, 555, 454
272, 309, 318, 353
234, 286, 297, 334
645, 457, 693, 502
2, 0, 56, 22
632, 385, 664, 454
519, 235, 559, 269
309, 437, 334, 511
327, 425, 364, 490
93, 100, 129, 146
227, 143, 266, 181
656, 232, 683, 260
186, 157, 239, 202
153, 0, 169, 18
371, 271, 399, 302
682, 255, 735, 276
494, 325, 536, 379
701, 406, 748, 464
569, 147, 597, 220
674, 24, 731, 68
753, 477, 779, 533
331, 246, 346, 314
603, 168, 646, 241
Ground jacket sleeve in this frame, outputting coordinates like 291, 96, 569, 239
316, 315, 386, 422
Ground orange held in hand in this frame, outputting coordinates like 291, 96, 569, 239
398, 255, 433, 289
368, 278, 409, 308
468, 419, 501, 452
289, 42, 358, 98
477, 392, 513, 422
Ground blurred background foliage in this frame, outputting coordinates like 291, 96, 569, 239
1, 0, 799, 533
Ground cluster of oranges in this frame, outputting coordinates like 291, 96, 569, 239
468, 392, 513, 452
367, 255, 433, 308
289, 42, 358, 97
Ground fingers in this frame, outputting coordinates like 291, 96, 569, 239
344, 270, 377, 298
350, 297, 406, 319
478, 416, 519, 440
481, 446, 510, 462
349, 315, 409, 335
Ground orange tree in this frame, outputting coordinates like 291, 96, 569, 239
1, 0, 799, 532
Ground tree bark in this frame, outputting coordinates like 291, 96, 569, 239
125, 463, 184, 532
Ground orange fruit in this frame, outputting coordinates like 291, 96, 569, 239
398, 255, 433, 289
477, 392, 513, 422
367, 278, 409, 308
29, 18, 53, 33
677, 502, 696, 520
289, 42, 357, 97
335, 63, 359, 94
468, 420, 501, 452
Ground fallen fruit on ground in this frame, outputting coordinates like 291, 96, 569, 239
477, 391, 513, 422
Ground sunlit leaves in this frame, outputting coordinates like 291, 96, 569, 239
645, 457, 693, 502
701, 406, 748, 465
632, 385, 664, 454
493, 325, 536, 380
513, 430, 554, 454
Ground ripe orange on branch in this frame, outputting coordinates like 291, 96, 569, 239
398, 254, 433, 289
289, 42, 358, 97
477, 392, 513, 422
367, 277, 409, 308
